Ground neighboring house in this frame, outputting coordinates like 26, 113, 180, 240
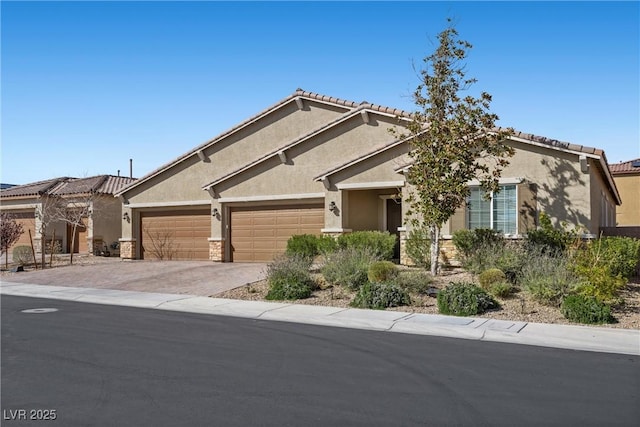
610, 158, 640, 226
0, 175, 136, 255
115, 89, 620, 263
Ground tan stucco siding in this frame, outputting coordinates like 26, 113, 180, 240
501, 141, 592, 232
614, 174, 640, 225
589, 160, 617, 232
214, 116, 401, 198
125, 156, 214, 204
332, 144, 410, 186
91, 195, 123, 249
123, 101, 349, 204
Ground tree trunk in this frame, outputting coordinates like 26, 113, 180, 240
430, 225, 440, 276
40, 226, 46, 269
4, 250, 7, 270
70, 223, 76, 265
29, 230, 37, 270
49, 230, 56, 268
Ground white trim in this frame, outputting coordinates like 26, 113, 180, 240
0, 203, 37, 210
218, 193, 324, 203
397, 227, 407, 232
467, 177, 524, 186
127, 200, 211, 208
336, 181, 405, 190
118, 238, 137, 242
321, 228, 352, 233
208, 237, 226, 242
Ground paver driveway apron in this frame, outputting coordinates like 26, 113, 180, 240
1, 259, 267, 297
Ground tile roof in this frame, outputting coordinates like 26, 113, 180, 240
0, 175, 137, 199
609, 158, 640, 175
0, 177, 70, 198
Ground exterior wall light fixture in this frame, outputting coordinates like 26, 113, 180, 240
328, 201, 337, 212
122, 212, 130, 223
212, 208, 219, 217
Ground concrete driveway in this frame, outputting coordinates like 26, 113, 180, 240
1, 258, 267, 297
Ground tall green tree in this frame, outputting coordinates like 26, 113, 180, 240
398, 20, 514, 275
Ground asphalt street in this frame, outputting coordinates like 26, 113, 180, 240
2, 295, 639, 427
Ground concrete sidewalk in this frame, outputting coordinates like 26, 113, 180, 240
2, 280, 638, 356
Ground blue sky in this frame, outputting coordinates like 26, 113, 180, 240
2, 1, 638, 184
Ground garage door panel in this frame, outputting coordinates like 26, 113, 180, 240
231, 204, 323, 262
141, 210, 210, 261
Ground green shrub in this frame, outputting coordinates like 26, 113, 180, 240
437, 282, 498, 316
265, 255, 316, 300
337, 231, 396, 260
286, 234, 338, 259
367, 261, 398, 283
452, 229, 519, 276
572, 252, 625, 304
525, 212, 578, 254
12, 245, 33, 265
452, 228, 504, 259
405, 226, 430, 268
488, 282, 514, 298
570, 238, 636, 303
479, 268, 506, 290
518, 250, 581, 306
393, 270, 434, 294
317, 234, 339, 255
321, 247, 380, 290
350, 282, 410, 310
590, 237, 640, 279
561, 295, 615, 324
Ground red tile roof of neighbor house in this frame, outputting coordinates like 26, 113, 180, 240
609, 158, 640, 175
0, 175, 137, 198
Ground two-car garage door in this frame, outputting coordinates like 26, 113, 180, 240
230, 205, 324, 262
139, 205, 324, 262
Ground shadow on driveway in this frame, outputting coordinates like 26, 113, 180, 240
1, 259, 267, 297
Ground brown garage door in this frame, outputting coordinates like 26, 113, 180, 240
7, 212, 36, 253
230, 205, 324, 262
140, 210, 210, 260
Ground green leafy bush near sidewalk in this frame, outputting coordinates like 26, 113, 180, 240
265, 255, 316, 300
350, 282, 410, 310
437, 282, 498, 316
561, 295, 615, 324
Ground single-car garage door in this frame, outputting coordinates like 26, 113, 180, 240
230, 205, 324, 262
140, 210, 210, 260
8, 211, 36, 253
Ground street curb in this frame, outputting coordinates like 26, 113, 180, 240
2, 281, 639, 356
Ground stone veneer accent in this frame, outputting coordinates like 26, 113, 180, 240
208, 239, 225, 262
119, 238, 136, 259
399, 231, 461, 267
